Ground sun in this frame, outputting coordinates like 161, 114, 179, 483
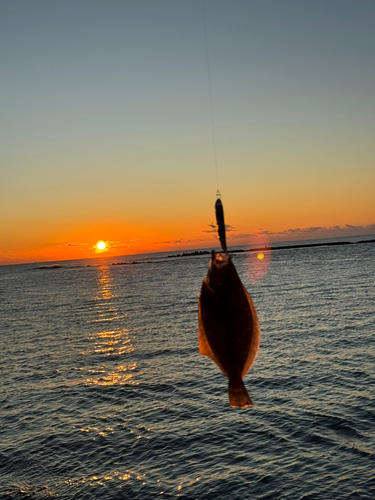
96, 241, 106, 251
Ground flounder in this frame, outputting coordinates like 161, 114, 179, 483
198, 250, 260, 408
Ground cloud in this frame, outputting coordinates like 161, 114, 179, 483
226, 232, 255, 240
276, 227, 326, 236
268, 223, 375, 237
104, 239, 143, 249
152, 237, 208, 245
158, 238, 191, 245
54, 243, 88, 248
201, 224, 235, 233
225, 223, 375, 241
200, 224, 216, 233
107, 241, 131, 249
157, 238, 192, 244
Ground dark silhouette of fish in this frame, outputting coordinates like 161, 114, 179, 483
198, 250, 260, 408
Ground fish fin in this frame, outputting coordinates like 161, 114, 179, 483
198, 295, 215, 358
198, 305, 217, 359
241, 288, 261, 378
198, 324, 215, 359
228, 378, 253, 408
198, 297, 228, 376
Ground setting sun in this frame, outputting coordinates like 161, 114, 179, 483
96, 241, 106, 251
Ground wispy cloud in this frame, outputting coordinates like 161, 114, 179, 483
219, 223, 375, 241
152, 237, 207, 245
201, 224, 234, 233
106, 241, 131, 249
103, 239, 143, 249
54, 242, 88, 248
160, 238, 190, 244
263, 223, 375, 238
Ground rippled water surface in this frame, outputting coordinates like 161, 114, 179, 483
1, 239, 374, 499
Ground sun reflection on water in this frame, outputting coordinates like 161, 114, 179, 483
90, 329, 134, 356
95, 266, 116, 300
58, 469, 201, 496
86, 362, 137, 385
84, 265, 137, 386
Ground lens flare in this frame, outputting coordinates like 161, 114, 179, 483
244, 235, 272, 283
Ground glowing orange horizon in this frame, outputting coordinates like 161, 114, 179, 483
1, 205, 374, 266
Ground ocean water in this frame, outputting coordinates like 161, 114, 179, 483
1, 237, 374, 499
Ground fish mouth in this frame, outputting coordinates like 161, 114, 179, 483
207, 250, 231, 287
210, 250, 230, 267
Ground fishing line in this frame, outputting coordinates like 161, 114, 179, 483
202, 0, 220, 193
203, 0, 229, 254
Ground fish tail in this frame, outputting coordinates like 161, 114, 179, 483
228, 378, 253, 408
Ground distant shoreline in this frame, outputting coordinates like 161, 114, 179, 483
168, 238, 375, 258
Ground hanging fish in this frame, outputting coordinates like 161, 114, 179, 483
198, 195, 260, 408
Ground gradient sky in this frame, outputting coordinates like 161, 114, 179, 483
1, 0, 374, 264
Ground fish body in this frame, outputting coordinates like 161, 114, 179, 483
198, 250, 260, 408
